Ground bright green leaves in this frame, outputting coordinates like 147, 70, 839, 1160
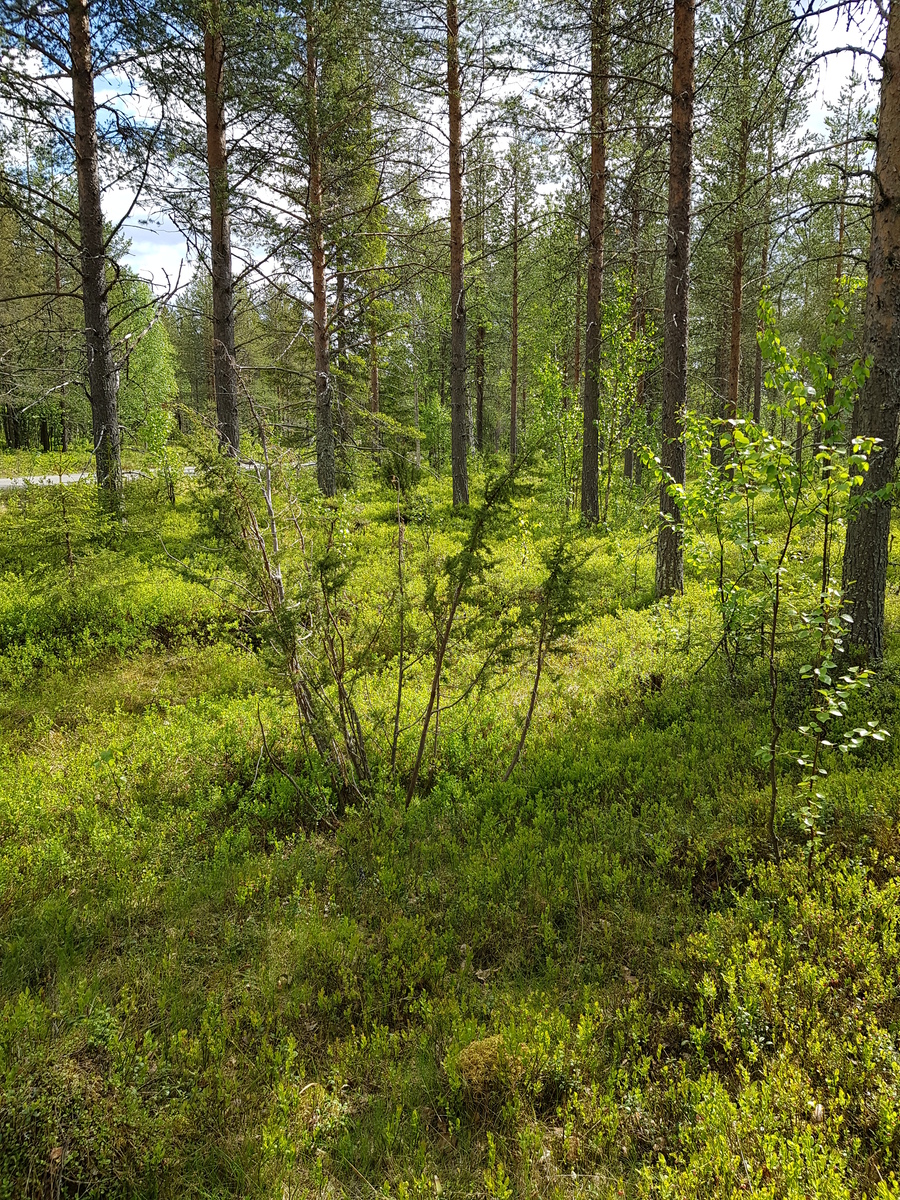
112, 276, 178, 462
646, 287, 886, 862
531, 355, 581, 511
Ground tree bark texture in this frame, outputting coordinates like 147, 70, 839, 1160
203, 2, 239, 452
510, 367, 517, 458
475, 321, 485, 450
573, 224, 581, 397
447, 0, 469, 505
510, 186, 519, 461
3, 407, 21, 450
625, 175, 641, 481
655, 0, 694, 598
305, 7, 336, 496
52, 189, 70, 451
710, 317, 727, 468
369, 317, 380, 456
414, 373, 422, 468
726, 118, 749, 422
753, 120, 773, 425
334, 264, 351, 457
580, 0, 609, 524
825, 107, 852, 411
841, 0, 900, 662
67, 0, 122, 496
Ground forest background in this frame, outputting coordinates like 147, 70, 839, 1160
3, 0, 900, 1196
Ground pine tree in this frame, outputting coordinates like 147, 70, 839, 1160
655, 0, 695, 598
841, 0, 900, 662
0, 0, 128, 496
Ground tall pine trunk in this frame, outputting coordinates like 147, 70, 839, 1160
825, 103, 853, 411
203, 1, 239, 452
655, 0, 694, 598
475, 323, 485, 450
305, 6, 336, 496
369, 315, 380, 457
67, 0, 122, 497
447, 0, 469, 504
414, 373, 422, 467
726, 118, 749, 422
625, 175, 641, 481
573, 231, 582, 397
580, 0, 609, 523
753, 119, 774, 424
510, 183, 519, 461
52, 173, 69, 451
472, 155, 486, 452
841, 0, 900, 662
334, 261, 352, 481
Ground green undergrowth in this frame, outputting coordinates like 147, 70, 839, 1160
2, 469, 900, 1198
0, 443, 190, 480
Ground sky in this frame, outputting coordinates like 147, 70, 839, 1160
117, 3, 886, 294
805, 0, 883, 137
113, 199, 189, 291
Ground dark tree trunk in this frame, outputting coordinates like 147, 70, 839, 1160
510, 184, 519, 461
655, 0, 694, 598
573, 223, 581, 397
841, 0, 900, 662
306, 6, 336, 496
203, 1, 239, 452
52, 181, 70, 452
510, 367, 517, 457
753, 119, 774, 425
67, 0, 122, 497
414, 374, 422, 468
472, 154, 486, 452
580, 0, 609, 524
475, 321, 485, 450
825, 107, 852, 412
369, 315, 380, 457
625, 175, 641, 481
711, 325, 727, 467
334, 263, 351, 461
726, 118, 748, 423
4, 406, 19, 450
447, 0, 469, 505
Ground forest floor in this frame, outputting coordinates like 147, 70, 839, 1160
2, 463, 900, 1199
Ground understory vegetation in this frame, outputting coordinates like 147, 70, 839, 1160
3, 0, 900, 1190
2, 446, 899, 1199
